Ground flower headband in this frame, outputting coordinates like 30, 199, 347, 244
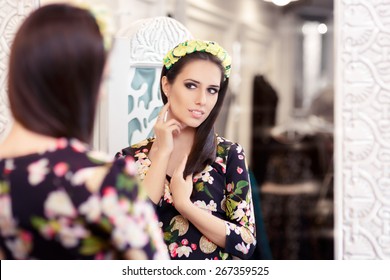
69, 0, 114, 50
163, 40, 232, 79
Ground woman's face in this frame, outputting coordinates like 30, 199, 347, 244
162, 59, 222, 128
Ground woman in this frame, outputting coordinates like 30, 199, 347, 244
0, 4, 168, 260
116, 40, 256, 259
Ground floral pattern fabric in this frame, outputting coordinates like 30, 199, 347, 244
116, 136, 256, 260
0, 138, 169, 260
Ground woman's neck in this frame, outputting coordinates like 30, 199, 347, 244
173, 127, 195, 152
0, 122, 59, 158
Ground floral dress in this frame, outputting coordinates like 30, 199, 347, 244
0, 138, 169, 260
116, 136, 256, 260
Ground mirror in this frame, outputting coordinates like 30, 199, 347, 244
37, 0, 335, 260
248, 0, 334, 260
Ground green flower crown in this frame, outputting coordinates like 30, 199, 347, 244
163, 40, 232, 79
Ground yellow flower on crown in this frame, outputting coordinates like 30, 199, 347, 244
173, 45, 187, 57
163, 40, 232, 79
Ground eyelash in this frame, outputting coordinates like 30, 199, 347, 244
185, 83, 219, 95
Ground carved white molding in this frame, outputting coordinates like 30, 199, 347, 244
118, 16, 192, 63
104, 16, 192, 155
336, 0, 390, 259
0, 0, 39, 141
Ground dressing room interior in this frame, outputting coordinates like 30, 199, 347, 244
1, 0, 388, 260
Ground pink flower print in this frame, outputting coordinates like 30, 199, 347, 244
41, 224, 56, 239
102, 186, 116, 197
70, 139, 87, 153
71, 167, 94, 186
118, 198, 130, 212
79, 195, 101, 222
58, 224, 88, 248
6, 236, 31, 259
181, 239, 189, 246
169, 242, 179, 258
44, 190, 76, 218
238, 155, 244, 160
235, 242, 250, 254
124, 157, 137, 175
53, 162, 69, 177
56, 138, 68, 149
191, 243, 197, 250
95, 252, 104, 260
227, 183, 233, 192
4, 159, 14, 175
20, 231, 32, 243
27, 159, 49, 185
171, 250, 178, 258
237, 167, 243, 174
163, 184, 173, 204
0, 195, 12, 219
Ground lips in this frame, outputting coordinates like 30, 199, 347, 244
189, 109, 205, 119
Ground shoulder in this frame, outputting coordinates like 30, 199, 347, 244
116, 138, 155, 158
64, 139, 114, 166
131, 138, 155, 149
216, 135, 245, 156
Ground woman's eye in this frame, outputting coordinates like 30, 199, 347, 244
208, 88, 219, 94
185, 83, 196, 89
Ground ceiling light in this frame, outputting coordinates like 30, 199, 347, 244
264, 0, 300, 7
317, 23, 328, 34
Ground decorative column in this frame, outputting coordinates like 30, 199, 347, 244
336, 0, 390, 259
0, 0, 39, 141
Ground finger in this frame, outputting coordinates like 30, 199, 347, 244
164, 119, 182, 128
174, 154, 188, 176
154, 121, 182, 134
157, 103, 170, 123
163, 125, 181, 136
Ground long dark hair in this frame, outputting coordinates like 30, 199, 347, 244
160, 52, 229, 177
8, 4, 106, 143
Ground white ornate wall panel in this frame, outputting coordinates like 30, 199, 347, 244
336, 0, 390, 259
0, 0, 39, 141
105, 17, 192, 155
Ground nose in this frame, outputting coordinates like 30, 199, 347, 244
195, 90, 207, 105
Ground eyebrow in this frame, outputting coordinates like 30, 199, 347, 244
184, 79, 220, 88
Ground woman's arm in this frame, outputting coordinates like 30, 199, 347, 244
220, 143, 256, 259
142, 103, 181, 203
170, 143, 256, 259
170, 156, 227, 248
117, 103, 181, 204
141, 148, 171, 204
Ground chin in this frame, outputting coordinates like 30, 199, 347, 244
183, 120, 202, 128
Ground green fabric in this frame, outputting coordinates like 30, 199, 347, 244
249, 170, 272, 259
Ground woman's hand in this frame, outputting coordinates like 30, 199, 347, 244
153, 103, 182, 155
169, 156, 227, 249
170, 155, 193, 212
